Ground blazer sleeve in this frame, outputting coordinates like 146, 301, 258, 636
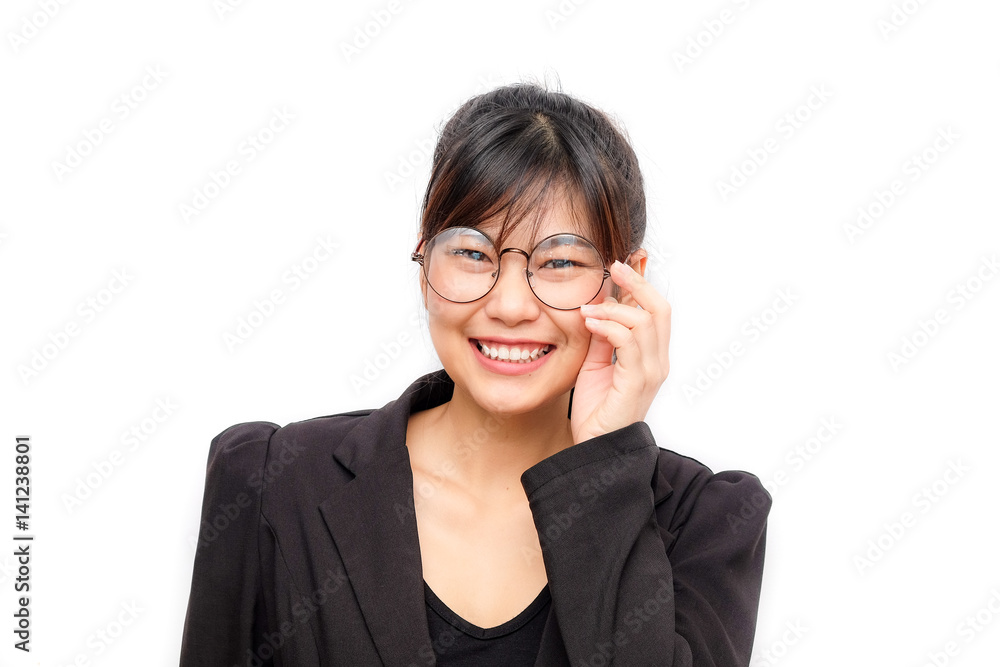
520, 421, 770, 667
179, 421, 279, 667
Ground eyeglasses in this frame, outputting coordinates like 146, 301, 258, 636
411, 226, 612, 310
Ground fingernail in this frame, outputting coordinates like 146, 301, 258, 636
614, 260, 635, 276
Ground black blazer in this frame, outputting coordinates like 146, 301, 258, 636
179, 369, 770, 666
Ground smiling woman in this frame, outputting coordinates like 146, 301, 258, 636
180, 82, 771, 667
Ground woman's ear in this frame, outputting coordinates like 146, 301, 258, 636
629, 249, 648, 278
617, 248, 648, 308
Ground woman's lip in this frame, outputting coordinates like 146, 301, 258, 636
470, 337, 555, 348
468, 338, 554, 375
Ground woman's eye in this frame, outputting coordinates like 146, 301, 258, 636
452, 248, 490, 262
541, 258, 575, 269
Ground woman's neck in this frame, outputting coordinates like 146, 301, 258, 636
415, 384, 575, 503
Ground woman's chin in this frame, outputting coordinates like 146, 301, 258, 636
465, 382, 566, 418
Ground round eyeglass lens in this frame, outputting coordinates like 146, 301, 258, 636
423, 227, 499, 303
527, 234, 606, 309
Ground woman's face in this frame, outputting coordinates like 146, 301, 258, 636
420, 195, 615, 418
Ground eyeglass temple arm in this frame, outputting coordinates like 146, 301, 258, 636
411, 238, 425, 265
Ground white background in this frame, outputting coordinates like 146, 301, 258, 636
2, 0, 999, 665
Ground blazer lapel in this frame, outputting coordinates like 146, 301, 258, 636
318, 371, 453, 665
319, 445, 432, 665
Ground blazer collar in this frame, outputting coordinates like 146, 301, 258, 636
328, 368, 454, 475
318, 369, 673, 665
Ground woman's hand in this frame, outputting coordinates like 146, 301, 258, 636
570, 259, 671, 445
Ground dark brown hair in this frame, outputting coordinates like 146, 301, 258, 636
418, 83, 646, 272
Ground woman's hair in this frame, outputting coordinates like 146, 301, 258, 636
418, 83, 646, 270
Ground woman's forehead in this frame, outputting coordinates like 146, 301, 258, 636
475, 197, 593, 243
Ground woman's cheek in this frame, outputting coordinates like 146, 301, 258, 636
564, 320, 592, 360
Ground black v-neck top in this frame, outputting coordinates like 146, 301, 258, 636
424, 580, 552, 665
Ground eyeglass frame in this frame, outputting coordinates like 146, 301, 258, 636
410, 227, 622, 311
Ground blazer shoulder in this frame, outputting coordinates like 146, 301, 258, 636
283, 407, 376, 432
268, 408, 376, 454
208, 420, 280, 461
653, 447, 771, 528
210, 420, 281, 452
207, 409, 371, 471
656, 446, 767, 493
211, 408, 373, 455
202, 421, 281, 485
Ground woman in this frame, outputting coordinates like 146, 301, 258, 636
180, 83, 770, 666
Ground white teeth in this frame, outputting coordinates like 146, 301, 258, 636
476, 340, 551, 364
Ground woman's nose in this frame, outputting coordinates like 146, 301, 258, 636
483, 250, 541, 318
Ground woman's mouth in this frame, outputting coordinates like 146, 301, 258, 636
471, 339, 553, 364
